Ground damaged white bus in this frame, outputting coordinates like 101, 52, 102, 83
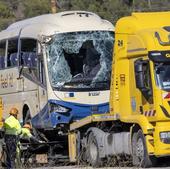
0, 11, 114, 134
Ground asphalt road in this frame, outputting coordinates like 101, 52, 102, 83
32, 156, 170, 169
33, 166, 170, 169
33, 157, 170, 169
22, 154, 170, 169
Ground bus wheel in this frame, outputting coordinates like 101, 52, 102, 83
132, 129, 156, 168
23, 109, 31, 124
86, 132, 103, 167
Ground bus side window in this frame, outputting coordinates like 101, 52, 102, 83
39, 57, 46, 87
0, 41, 6, 69
20, 39, 37, 67
21, 39, 38, 80
7, 39, 18, 67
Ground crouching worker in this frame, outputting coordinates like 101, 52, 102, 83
16, 123, 43, 168
20, 123, 42, 144
4, 108, 21, 169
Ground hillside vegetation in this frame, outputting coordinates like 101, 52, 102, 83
0, 0, 170, 30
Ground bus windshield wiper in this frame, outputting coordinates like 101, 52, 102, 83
64, 79, 92, 85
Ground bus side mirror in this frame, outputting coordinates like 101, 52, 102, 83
17, 66, 24, 80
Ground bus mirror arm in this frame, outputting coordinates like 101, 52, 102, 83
17, 66, 24, 80
38, 35, 53, 44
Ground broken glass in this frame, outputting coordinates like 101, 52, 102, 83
46, 31, 114, 90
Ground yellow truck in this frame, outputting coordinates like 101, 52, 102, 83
68, 11, 170, 168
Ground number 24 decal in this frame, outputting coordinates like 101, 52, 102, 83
118, 40, 123, 47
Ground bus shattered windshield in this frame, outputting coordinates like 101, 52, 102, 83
46, 31, 114, 90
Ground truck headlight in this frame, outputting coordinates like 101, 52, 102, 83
160, 131, 170, 144
49, 103, 70, 114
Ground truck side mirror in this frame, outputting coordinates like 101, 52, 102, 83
134, 60, 151, 96
135, 63, 146, 90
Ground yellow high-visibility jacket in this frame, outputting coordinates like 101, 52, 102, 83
4, 115, 21, 135
20, 127, 40, 143
20, 128, 32, 139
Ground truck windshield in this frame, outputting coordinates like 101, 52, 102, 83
46, 31, 114, 91
155, 63, 170, 90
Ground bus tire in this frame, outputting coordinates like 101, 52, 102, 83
86, 132, 103, 167
23, 109, 31, 125
132, 129, 156, 168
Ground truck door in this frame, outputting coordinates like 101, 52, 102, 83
135, 59, 154, 116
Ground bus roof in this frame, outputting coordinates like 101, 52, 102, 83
0, 11, 114, 40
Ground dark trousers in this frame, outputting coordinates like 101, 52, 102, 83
4, 134, 17, 169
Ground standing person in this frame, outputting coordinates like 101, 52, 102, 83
4, 108, 21, 169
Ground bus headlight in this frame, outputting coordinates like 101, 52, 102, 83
160, 131, 170, 144
49, 103, 70, 114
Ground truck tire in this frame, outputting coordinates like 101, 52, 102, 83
86, 132, 103, 167
132, 129, 156, 168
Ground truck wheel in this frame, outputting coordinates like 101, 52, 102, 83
132, 129, 156, 168
86, 132, 102, 167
